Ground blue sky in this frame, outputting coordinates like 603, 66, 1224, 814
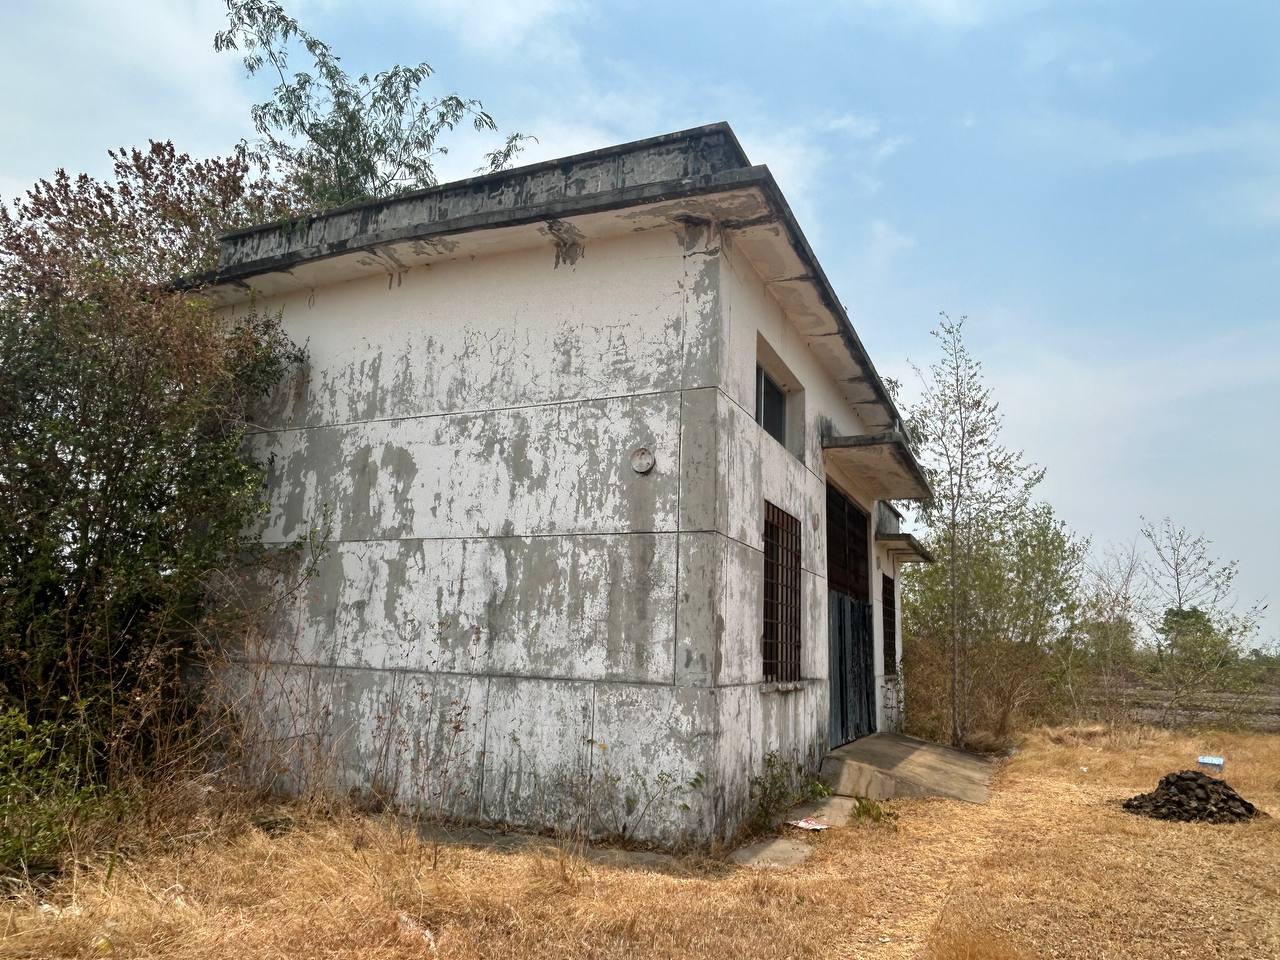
3, 1, 1276, 637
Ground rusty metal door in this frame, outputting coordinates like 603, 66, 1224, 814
828, 592, 875, 747
826, 484, 875, 747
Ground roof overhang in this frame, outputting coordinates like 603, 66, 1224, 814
876, 533, 935, 564
822, 431, 932, 501
193, 123, 909, 433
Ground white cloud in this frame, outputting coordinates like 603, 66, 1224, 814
1020, 25, 1152, 83
0, 0, 250, 188
404, 0, 586, 57
863, 219, 917, 277
1027, 111, 1280, 168
824, 113, 883, 140
736, 114, 911, 239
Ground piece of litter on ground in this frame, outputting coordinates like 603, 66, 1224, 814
787, 817, 831, 831
397, 913, 439, 954
1080, 766, 1089, 773
1197, 755, 1225, 773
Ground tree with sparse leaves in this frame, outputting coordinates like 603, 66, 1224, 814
1138, 517, 1267, 723
902, 313, 1048, 746
214, 0, 531, 211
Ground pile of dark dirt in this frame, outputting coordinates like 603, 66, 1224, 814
1123, 770, 1266, 824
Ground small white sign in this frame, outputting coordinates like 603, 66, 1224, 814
1197, 755, 1225, 772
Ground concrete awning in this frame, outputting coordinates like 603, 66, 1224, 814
822, 431, 932, 501
875, 532, 935, 564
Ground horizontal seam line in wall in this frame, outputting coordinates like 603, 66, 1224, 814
244, 384, 715, 438
260, 528, 828, 577
225, 657, 828, 690
224, 657, 694, 688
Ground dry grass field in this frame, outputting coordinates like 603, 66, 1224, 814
4, 726, 1277, 959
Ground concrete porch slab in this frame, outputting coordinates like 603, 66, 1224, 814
730, 837, 813, 869
788, 794, 859, 826
819, 732, 995, 804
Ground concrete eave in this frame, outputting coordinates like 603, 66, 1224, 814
822, 431, 932, 501
875, 532, 935, 564
193, 122, 909, 433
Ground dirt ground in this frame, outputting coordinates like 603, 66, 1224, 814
4, 725, 1278, 959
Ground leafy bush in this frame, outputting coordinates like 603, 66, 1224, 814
0, 144, 303, 808
742, 751, 829, 837
0, 709, 109, 876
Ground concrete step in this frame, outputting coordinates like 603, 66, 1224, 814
819, 732, 994, 804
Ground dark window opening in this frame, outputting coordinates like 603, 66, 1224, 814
763, 501, 802, 682
755, 364, 787, 447
882, 574, 897, 676
826, 484, 870, 603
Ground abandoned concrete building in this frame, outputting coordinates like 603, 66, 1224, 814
207, 123, 933, 846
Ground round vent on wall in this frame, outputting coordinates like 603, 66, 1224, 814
630, 447, 655, 475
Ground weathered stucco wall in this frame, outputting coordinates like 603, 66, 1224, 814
702, 236, 906, 831
237, 221, 729, 846
236, 203, 906, 846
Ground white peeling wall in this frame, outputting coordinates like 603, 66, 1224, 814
233, 213, 903, 845
235, 224, 725, 845
706, 236, 892, 836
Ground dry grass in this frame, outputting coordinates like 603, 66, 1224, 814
4, 725, 1278, 959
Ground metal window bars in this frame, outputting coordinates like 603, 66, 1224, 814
763, 501, 802, 682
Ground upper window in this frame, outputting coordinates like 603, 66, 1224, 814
755, 365, 787, 447
755, 336, 805, 460
762, 501, 802, 682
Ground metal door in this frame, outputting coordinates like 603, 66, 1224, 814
826, 483, 876, 747
828, 592, 875, 746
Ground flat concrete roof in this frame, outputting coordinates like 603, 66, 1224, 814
200, 122, 911, 436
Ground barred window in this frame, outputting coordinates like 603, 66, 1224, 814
763, 501, 802, 682
882, 573, 898, 676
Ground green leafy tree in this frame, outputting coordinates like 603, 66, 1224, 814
902, 498, 1085, 743
214, 0, 531, 210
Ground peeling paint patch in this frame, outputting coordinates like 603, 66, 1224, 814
543, 218, 586, 268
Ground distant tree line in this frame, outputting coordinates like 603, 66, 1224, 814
899, 316, 1273, 748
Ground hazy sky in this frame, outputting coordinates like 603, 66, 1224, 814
3, 1, 1277, 637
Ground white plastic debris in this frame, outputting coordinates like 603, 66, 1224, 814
786, 817, 831, 831
1197, 755, 1225, 773
398, 912, 439, 954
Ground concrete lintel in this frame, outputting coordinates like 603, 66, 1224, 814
876, 532, 935, 564
822, 431, 932, 501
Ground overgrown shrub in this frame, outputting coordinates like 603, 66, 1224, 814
0, 144, 302, 867
0, 709, 110, 875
